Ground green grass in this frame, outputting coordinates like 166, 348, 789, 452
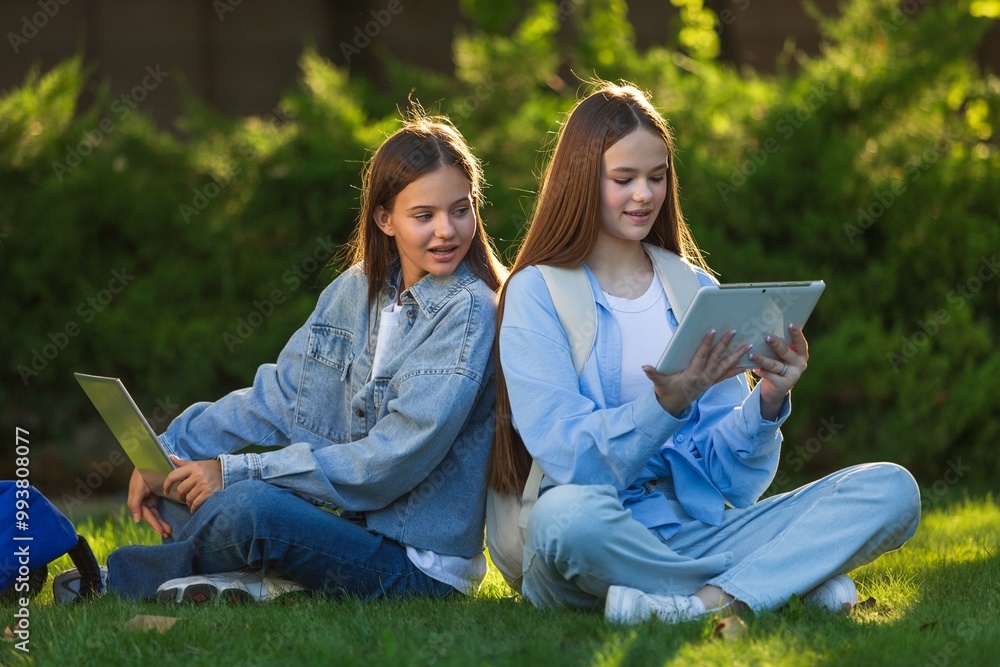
3, 497, 998, 667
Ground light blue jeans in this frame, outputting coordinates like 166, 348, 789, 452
106, 480, 454, 600
522, 462, 921, 612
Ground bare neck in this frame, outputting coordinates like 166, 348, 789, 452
585, 236, 654, 299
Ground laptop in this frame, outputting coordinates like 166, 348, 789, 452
655, 281, 825, 375
74, 373, 182, 503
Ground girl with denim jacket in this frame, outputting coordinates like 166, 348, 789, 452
56, 115, 506, 604
488, 83, 921, 624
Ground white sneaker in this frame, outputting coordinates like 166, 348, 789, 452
156, 570, 307, 604
605, 585, 702, 625
52, 567, 108, 604
802, 574, 858, 612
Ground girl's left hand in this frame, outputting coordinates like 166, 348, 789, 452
163, 456, 223, 513
749, 324, 809, 421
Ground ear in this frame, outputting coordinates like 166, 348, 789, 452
374, 205, 394, 236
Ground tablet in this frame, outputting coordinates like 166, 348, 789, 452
655, 281, 825, 375
74, 373, 183, 503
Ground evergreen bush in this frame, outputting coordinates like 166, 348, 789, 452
2, 0, 997, 492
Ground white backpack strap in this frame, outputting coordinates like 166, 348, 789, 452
536, 264, 596, 375
644, 243, 703, 322
516, 462, 545, 530
516, 265, 595, 528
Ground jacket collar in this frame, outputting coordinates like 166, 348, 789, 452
385, 259, 478, 318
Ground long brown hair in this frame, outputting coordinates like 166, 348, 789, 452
341, 113, 506, 303
488, 82, 710, 495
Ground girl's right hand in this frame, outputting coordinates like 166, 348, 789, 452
642, 329, 749, 417
126, 467, 172, 538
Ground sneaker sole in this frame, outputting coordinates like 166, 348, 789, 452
156, 582, 254, 605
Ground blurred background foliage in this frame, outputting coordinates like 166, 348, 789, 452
1, 0, 998, 498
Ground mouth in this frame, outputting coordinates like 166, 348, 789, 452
624, 209, 653, 221
429, 245, 459, 257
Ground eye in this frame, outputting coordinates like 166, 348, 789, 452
613, 178, 632, 186
415, 212, 434, 222
650, 174, 667, 183
452, 206, 471, 217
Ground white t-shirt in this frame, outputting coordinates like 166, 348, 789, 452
602, 270, 672, 405
372, 300, 487, 595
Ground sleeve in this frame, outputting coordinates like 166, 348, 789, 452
684, 373, 791, 507
500, 268, 689, 489
219, 290, 495, 511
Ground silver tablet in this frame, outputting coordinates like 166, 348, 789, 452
74, 373, 182, 503
655, 281, 825, 375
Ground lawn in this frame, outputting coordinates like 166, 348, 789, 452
2, 496, 998, 667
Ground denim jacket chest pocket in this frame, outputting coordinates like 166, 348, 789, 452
295, 324, 354, 443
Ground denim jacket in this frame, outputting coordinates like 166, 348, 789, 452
500, 261, 791, 541
159, 260, 497, 557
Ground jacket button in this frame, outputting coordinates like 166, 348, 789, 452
355, 409, 364, 418
675, 434, 685, 443
406, 310, 415, 319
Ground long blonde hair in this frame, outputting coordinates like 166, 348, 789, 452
488, 82, 710, 495
341, 114, 506, 303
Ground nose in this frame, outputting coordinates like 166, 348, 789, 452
435, 214, 456, 239
633, 179, 653, 203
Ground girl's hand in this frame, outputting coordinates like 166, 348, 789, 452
126, 467, 171, 538
750, 324, 809, 421
642, 329, 750, 417
163, 456, 223, 513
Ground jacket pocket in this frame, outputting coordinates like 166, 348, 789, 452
295, 325, 354, 443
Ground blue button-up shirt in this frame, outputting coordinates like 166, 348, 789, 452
500, 261, 790, 540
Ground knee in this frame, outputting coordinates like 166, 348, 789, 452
853, 463, 921, 533
528, 484, 618, 557
202, 479, 286, 527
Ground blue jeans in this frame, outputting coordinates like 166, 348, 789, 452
106, 480, 455, 601
522, 462, 921, 612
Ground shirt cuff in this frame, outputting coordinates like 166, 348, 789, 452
745, 382, 791, 445
219, 452, 262, 488
158, 433, 180, 458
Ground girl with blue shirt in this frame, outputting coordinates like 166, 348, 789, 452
56, 115, 506, 603
488, 83, 920, 624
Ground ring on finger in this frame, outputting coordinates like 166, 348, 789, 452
779, 363, 788, 377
